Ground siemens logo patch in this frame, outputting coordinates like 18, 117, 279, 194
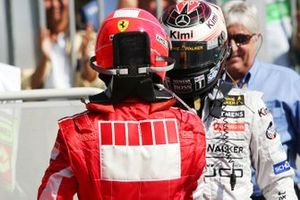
221, 110, 245, 118
273, 160, 290, 175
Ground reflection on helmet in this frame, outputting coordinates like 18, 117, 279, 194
90, 8, 175, 103
161, 1, 230, 98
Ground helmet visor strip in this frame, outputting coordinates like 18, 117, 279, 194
170, 41, 226, 70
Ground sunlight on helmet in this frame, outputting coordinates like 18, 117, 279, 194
161, 1, 230, 98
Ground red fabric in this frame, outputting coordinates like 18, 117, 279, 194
153, 121, 166, 144
128, 123, 139, 145
38, 99, 206, 200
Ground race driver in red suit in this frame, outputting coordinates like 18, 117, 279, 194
37, 7, 206, 200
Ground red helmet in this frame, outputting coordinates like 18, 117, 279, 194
91, 8, 174, 81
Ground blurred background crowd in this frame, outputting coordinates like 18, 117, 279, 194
0, 0, 300, 91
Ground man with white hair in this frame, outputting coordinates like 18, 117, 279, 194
161, 0, 297, 199
222, 1, 300, 199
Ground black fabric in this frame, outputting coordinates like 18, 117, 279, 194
89, 80, 173, 104
251, 196, 266, 200
89, 92, 111, 104
113, 32, 150, 74
103, 77, 155, 103
207, 81, 233, 118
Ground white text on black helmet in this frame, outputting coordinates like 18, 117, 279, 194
194, 75, 206, 91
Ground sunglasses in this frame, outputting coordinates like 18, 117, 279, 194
228, 34, 256, 46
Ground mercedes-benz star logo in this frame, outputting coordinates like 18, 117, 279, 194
175, 14, 190, 27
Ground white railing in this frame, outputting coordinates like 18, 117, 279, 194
0, 87, 102, 199
0, 87, 102, 101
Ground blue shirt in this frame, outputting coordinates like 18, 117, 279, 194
239, 60, 300, 195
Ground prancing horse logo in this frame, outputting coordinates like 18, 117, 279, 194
175, 14, 190, 27
117, 20, 129, 32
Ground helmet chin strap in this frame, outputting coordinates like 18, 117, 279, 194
89, 55, 176, 103
89, 56, 175, 76
225, 70, 239, 86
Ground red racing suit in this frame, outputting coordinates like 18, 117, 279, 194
38, 99, 206, 200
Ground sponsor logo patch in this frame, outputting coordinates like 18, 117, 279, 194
117, 20, 129, 32
175, 14, 191, 27
221, 110, 245, 118
172, 79, 193, 94
273, 160, 290, 175
156, 34, 168, 48
265, 122, 277, 140
207, 64, 220, 84
213, 122, 245, 132
278, 191, 287, 200
223, 95, 245, 106
207, 144, 243, 154
258, 107, 269, 117
194, 75, 205, 91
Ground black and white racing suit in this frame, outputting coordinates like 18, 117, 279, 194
194, 87, 297, 200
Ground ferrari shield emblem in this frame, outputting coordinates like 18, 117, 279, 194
117, 20, 129, 32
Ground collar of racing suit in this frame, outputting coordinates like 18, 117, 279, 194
88, 83, 174, 103
84, 98, 177, 114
